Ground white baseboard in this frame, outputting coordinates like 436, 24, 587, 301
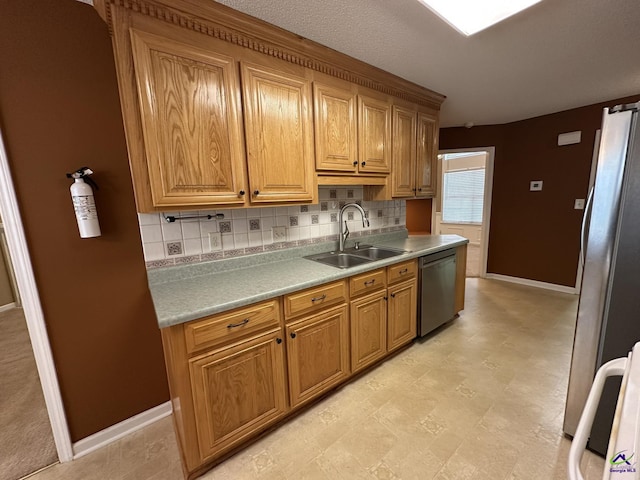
485, 273, 578, 294
72, 401, 172, 459
0, 302, 16, 313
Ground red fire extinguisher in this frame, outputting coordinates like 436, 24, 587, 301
66, 167, 101, 238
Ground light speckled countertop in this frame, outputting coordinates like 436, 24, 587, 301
149, 232, 468, 328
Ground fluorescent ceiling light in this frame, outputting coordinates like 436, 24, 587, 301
417, 0, 543, 36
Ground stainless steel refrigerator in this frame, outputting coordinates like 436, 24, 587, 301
564, 101, 640, 455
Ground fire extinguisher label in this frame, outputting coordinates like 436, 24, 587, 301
72, 195, 98, 221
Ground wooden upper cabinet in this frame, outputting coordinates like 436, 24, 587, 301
391, 106, 417, 197
314, 83, 358, 173
129, 28, 248, 208
416, 112, 438, 198
241, 62, 316, 204
358, 95, 391, 174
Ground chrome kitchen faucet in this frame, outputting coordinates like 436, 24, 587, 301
338, 203, 369, 252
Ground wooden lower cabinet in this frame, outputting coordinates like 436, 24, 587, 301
387, 278, 417, 352
455, 244, 467, 313
189, 328, 287, 461
286, 304, 350, 408
350, 290, 388, 373
162, 259, 423, 478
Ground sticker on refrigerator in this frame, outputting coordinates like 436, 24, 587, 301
610, 450, 636, 474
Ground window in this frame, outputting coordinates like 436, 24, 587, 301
442, 168, 485, 224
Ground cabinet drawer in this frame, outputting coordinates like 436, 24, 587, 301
387, 259, 417, 284
284, 280, 347, 319
184, 299, 281, 354
349, 268, 386, 297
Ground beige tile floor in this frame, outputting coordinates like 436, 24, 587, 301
27, 279, 605, 480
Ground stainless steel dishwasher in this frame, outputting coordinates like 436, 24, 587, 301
418, 248, 457, 336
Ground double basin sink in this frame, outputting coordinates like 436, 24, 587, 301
304, 245, 406, 269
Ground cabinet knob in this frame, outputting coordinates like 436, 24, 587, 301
353, 161, 358, 167
290, 332, 297, 339
413, 188, 417, 192
383, 296, 388, 301
239, 190, 245, 196
361, 161, 366, 167
418, 187, 422, 192
253, 190, 260, 196
390, 293, 396, 298
276, 338, 282, 344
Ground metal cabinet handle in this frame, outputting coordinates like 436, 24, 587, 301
290, 332, 297, 339
418, 187, 422, 192
239, 190, 245, 196
353, 161, 358, 166
276, 338, 282, 344
398, 268, 408, 274
227, 318, 249, 329
311, 294, 326, 303
361, 161, 366, 167
253, 190, 260, 196
390, 293, 396, 298
364, 279, 376, 286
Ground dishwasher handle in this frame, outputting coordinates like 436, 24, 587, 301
420, 254, 456, 270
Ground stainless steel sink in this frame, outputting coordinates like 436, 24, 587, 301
304, 252, 373, 269
347, 245, 406, 260
304, 245, 406, 269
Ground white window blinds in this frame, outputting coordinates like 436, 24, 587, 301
442, 168, 485, 224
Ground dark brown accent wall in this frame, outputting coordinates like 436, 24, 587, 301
0, 0, 169, 441
440, 95, 640, 286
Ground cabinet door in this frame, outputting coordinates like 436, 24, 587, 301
387, 278, 417, 353
189, 329, 287, 461
286, 305, 350, 408
416, 112, 438, 197
350, 290, 387, 373
455, 244, 467, 313
130, 28, 247, 208
314, 83, 358, 172
358, 95, 391, 173
391, 106, 417, 197
241, 62, 316, 203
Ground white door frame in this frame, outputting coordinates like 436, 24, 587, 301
434, 146, 495, 278
0, 129, 73, 461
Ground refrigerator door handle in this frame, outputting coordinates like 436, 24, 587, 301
567, 356, 628, 480
580, 186, 595, 267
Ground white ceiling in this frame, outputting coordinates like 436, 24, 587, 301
212, 0, 640, 127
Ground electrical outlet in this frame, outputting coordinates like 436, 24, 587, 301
272, 226, 286, 242
208, 232, 222, 251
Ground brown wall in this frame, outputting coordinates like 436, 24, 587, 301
441, 95, 640, 286
0, 0, 169, 441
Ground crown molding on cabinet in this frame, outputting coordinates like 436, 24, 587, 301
93, 0, 445, 111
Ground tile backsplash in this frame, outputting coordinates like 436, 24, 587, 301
139, 186, 407, 268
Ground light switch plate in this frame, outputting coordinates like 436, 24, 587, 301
530, 180, 543, 191
272, 226, 286, 242
574, 198, 585, 210
208, 232, 222, 251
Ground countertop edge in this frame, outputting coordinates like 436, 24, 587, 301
152, 235, 468, 328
